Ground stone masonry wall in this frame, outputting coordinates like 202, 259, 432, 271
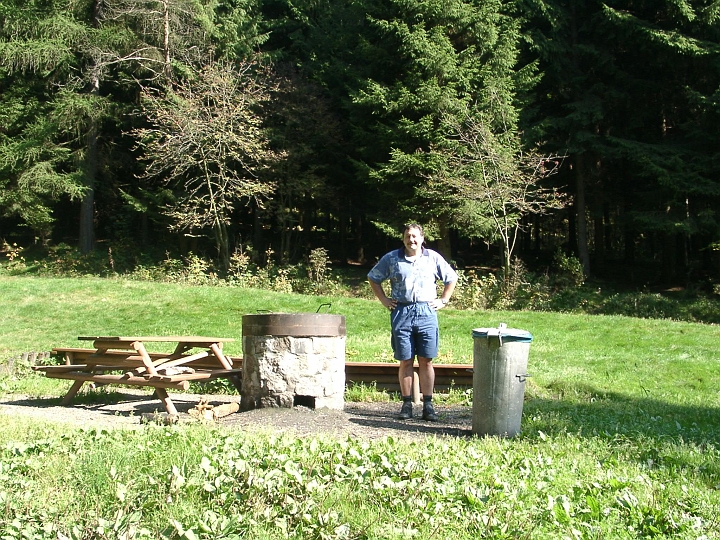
240, 334, 346, 411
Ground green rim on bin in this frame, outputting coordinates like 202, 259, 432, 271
472, 327, 533, 343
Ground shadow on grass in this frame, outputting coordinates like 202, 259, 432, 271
4, 387, 718, 457
345, 402, 474, 438
344, 390, 720, 483
519, 388, 720, 486
0, 390, 220, 417
522, 386, 720, 446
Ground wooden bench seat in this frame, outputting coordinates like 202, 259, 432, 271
51, 347, 236, 370
37, 367, 244, 388
48, 347, 474, 395
53, 347, 169, 364
42, 370, 192, 390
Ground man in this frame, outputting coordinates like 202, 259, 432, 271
367, 223, 458, 421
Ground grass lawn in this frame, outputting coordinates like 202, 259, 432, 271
1, 275, 719, 539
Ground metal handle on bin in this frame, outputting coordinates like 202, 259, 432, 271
486, 323, 508, 346
316, 303, 332, 313
516, 374, 531, 382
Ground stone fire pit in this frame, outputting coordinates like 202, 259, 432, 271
240, 312, 346, 411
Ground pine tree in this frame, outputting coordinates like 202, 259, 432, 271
522, 0, 720, 281
348, 0, 532, 258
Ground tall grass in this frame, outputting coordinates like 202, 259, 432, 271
1, 275, 719, 539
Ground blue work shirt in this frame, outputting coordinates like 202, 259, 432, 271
367, 248, 458, 303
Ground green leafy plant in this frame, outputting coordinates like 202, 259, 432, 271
552, 249, 585, 289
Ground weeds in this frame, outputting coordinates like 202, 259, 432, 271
0, 421, 717, 539
3, 243, 720, 323
0, 274, 719, 538
345, 382, 392, 403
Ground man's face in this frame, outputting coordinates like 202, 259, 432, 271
403, 227, 424, 253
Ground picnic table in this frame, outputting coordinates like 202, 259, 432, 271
33, 336, 242, 416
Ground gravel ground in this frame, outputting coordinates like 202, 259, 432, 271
0, 390, 474, 441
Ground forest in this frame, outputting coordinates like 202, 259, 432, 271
1, 0, 719, 288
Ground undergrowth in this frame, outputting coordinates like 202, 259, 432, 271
3, 242, 720, 324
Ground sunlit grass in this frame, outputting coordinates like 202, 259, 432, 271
1, 275, 720, 538
0, 420, 717, 539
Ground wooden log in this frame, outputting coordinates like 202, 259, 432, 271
147, 368, 243, 383
92, 340, 138, 350
154, 388, 178, 415
189, 401, 239, 421
45, 371, 190, 390
212, 402, 239, 418
345, 374, 400, 384
60, 380, 86, 406
133, 350, 213, 375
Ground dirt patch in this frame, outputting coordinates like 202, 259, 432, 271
0, 390, 474, 440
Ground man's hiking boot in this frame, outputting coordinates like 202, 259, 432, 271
422, 401, 438, 422
397, 401, 413, 420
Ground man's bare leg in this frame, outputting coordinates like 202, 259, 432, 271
417, 356, 435, 396
398, 359, 415, 419
418, 357, 438, 421
398, 359, 414, 395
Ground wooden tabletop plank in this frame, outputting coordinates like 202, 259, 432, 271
78, 336, 235, 342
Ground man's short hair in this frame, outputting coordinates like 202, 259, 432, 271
403, 223, 424, 236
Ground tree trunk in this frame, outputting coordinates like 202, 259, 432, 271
339, 212, 348, 262
593, 211, 605, 265
622, 200, 635, 284
660, 230, 676, 284
502, 241, 511, 282
574, 153, 590, 276
603, 203, 612, 253
567, 204, 576, 254
79, 75, 99, 254
252, 200, 264, 261
353, 211, 365, 264
79, 0, 104, 254
215, 221, 230, 272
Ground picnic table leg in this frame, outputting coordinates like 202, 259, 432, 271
154, 387, 179, 416
132, 341, 159, 376
210, 343, 233, 370
60, 380, 86, 406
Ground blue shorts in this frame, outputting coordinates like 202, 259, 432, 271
390, 302, 439, 361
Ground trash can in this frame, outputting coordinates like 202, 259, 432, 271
472, 324, 533, 437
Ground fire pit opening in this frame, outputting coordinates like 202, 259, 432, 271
294, 395, 316, 408
241, 312, 346, 411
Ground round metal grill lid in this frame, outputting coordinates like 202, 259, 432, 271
242, 313, 346, 337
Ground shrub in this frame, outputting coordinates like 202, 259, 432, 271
551, 249, 585, 289
452, 259, 551, 311
7, 241, 720, 324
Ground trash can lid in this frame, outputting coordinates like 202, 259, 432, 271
472, 326, 533, 343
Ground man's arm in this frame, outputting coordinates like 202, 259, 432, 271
369, 280, 397, 311
430, 280, 456, 310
